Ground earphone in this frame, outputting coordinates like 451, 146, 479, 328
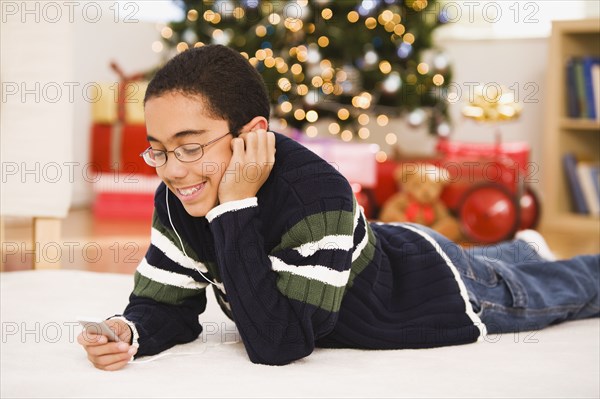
165, 187, 224, 291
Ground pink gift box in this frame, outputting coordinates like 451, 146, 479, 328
296, 137, 379, 188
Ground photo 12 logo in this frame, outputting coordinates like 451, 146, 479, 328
439, 81, 539, 105
1, 1, 140, 24
0, 161, 146, 185
1, 321, 80, 344
2, 81, 147, 105
1, 240, 142, 266
436, 1, 541, 25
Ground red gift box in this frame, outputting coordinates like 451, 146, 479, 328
90, 124, 114, 173
374, 160, 401, 210
92, 173, 160, 220
93, 192, 154, 220
89, 123, 154, 175
121, 124, 155, 176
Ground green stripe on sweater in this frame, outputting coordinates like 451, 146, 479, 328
133, 271, 205, 305
152, 212, 201, 262
275, 271, 346, 312
272, 208, 356, 253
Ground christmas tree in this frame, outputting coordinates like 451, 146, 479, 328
163, 0, 452, 140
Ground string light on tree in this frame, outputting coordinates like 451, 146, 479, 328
377, 114, 389, 126
375, 151, 388, 162
165, 0, 452, 139
329, 122, 341, 135
306, 125, 318, 137
385, 133, 398, 145
358, 127, 371, 139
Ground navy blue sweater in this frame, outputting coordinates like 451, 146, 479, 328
121, 133, 484, 365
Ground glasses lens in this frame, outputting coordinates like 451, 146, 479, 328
142, 149, 166, 167
176, 144, 204, 162
153, 151, 167, 166
142, 151, 156, 167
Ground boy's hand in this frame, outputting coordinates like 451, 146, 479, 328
218, 129, 276, 204
77, 319, 136, 371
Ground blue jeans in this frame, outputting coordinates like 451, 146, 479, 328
409, 224, 600, 334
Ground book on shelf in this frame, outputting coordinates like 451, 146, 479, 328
565, 58, 580, 118
565, 56, 600, 120
592, 62, 600, 120
577, 162, 600, 216
591, 165, 600, 200
563, 152, 600, 216
563, 153, 588, 214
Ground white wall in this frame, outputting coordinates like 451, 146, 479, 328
1, 11, 74, 218
0, 2, 168, 213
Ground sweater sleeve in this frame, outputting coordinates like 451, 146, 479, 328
205, 190, 365, 365
120, 210, 210, 357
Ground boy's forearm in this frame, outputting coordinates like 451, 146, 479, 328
122, 294, 206, 358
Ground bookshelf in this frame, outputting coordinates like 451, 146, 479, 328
542, 19, 600, 235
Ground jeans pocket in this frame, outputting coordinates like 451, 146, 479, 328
489, 263, 528, 308
461, 259, 499, 288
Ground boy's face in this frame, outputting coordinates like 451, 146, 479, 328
144, 92, 233, 217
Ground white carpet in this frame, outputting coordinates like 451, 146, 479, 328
1, 270, 598, 398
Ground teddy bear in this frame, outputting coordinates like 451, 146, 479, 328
379, 163, 462, 241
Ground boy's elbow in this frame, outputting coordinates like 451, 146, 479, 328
247, 344, 313, 366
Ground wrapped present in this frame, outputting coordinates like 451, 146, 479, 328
92, 172, 161, 194
89, 121, 123, 173
124, 81, 148, 125
296, 136, 379, 188
92, 173, 160, 219
90, 123, 114, 173
93, 192, 155, 219
90, 123, 154, 175
90, 81, 148, 125
90, 62, 151, 173
373, 160, 402, 211
91, 83, 118, 124
90, 62, 157, 219
121, 124, 155, 175
89, 79, 149, 173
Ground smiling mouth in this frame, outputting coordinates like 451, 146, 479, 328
176, 182, 206, 197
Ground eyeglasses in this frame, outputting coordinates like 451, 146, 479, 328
140, 132, 232, 167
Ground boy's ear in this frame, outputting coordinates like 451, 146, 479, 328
240, 116, 269, 133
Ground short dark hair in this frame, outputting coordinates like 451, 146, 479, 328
144, 45, 270, 136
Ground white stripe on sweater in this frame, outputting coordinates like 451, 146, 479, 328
292, 202, 362, 257
206, 197, 258, 222
216, 293, 232, 312
353, 201, 361, 230
137, 258, 208, 290
269, 256, 351, 287
352, 210, 370, 262
151, 228, 208, 273
294, 234, 354, 257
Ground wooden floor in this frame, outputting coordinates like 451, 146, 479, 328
1, 209, 150, 274
1, 207, 599, 273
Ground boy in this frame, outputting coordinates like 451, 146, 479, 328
78, 45, 599, 370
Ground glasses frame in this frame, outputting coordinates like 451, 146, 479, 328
140, 131, 232, 167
